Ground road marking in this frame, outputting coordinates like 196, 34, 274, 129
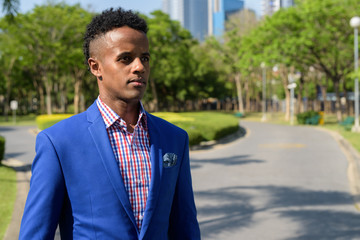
259, 143, 306, 149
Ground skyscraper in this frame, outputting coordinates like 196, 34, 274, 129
163, 0, 208, 42
186, 0, 209, 41
261, 0, 295, 16
210, 0, 245, 37
163, 0, 244, 41
163, 0, 186, 26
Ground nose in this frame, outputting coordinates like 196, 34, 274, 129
132, 57, 145, 74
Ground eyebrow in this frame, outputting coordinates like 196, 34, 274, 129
116, 51, 151, 58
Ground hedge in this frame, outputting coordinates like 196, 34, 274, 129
36, 114, 73, 130
35, 112, 240, 147
296, 110, 319, 125
154, 112, 240, 146
0, 136, 5, 162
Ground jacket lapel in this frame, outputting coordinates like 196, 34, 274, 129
86, 102, 138, 230
139, 113, 163, 237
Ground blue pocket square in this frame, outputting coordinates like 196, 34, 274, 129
163, 153, 178, 168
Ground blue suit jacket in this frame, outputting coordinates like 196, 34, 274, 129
19, 102, 200, 239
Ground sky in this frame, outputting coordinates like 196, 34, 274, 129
17, 0, 262, 16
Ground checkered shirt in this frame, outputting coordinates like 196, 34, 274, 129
96, 97, 151, 230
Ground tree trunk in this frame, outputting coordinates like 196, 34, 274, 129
2, 57, 16, 121
43, 75, 52, 115
334, 80, 342, 122
296, 74, 304, 114
74, 79, 81, 114
234, 73, 244, 113
73, 69, 85, 114
342, 79, 350, 116
150, 78, 159, 112
244, 78, 250, 112
280, 66, 290, 121
3, 75, 11, 122
59, 77, 66, 113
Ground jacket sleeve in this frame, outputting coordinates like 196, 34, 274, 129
168, 134, 201, 240
19, 131, 65, 239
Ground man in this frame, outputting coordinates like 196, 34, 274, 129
19, 8, 200, 240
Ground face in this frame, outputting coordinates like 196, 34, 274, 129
88, 26, 150, 104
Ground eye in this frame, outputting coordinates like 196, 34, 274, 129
141, 56, 150, 62
118, 56, 132, 64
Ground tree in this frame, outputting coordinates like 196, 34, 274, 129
224, 8, 259, 113
0, 3, 93, 116
144, 11, 198, 111
238, 0, 358, 121
2, 0, 19, 17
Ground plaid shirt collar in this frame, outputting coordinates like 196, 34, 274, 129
96, 96, 148, 132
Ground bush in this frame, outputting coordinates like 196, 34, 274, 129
153, 111, 239, 146
214, 125, 240, 140
296, 110, 319, 125
0, 136, 5, 162
186, 128, 205, 146
36, 114, 73, 130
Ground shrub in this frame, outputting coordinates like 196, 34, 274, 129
0, 136, 5, 162
214, 125, 239, 140
153, 111, 239, 146
36, 114, 73, 130
296, 110, 319, 125
186, 128, 205, 146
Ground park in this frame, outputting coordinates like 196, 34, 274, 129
1, 0, 360, 239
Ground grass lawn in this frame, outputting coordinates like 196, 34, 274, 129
0, 114, 37, 126
321, 114, 360, 153
0, 164, 17, 239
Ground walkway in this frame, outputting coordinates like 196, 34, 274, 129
2, 121, 360, 239
191, 121, 360, 239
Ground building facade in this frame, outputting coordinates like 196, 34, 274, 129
210, 0, 245, 37
261, 0, 295, 16
163, 0, 244, 41
163, 0, 208, 42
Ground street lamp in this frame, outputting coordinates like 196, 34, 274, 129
287, 74, 297, 125
350, 16, 360, 132
261, 62, 267, 121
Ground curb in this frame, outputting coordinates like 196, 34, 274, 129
2, 158, 31, 240
316, 127, 360, 210
190, 124, 247, 152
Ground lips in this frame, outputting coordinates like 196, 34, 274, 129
128, 78, 146, 86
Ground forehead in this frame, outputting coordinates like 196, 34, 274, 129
104, 26, 148, 45
90, 26, 148, 57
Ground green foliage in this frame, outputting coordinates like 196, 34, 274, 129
36, 114, 73, 130
153, 112, 239, 146
227, 0, 360, 120
296, 110, 319, 125
0, 135, 5, 161
186, 128, 206, 146
141, 11, 231, 110
0, 3, 94, 116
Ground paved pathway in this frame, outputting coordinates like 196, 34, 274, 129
0, 126, 36, 164
1, 125, 36, 240
2, 122, 360, 239
191, 121, 360, 240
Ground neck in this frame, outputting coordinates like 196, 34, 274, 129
100, 96, 140, 131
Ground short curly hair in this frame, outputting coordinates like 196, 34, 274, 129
83, 7, 148, 67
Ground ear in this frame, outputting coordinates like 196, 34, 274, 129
88, 57, 102, 80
